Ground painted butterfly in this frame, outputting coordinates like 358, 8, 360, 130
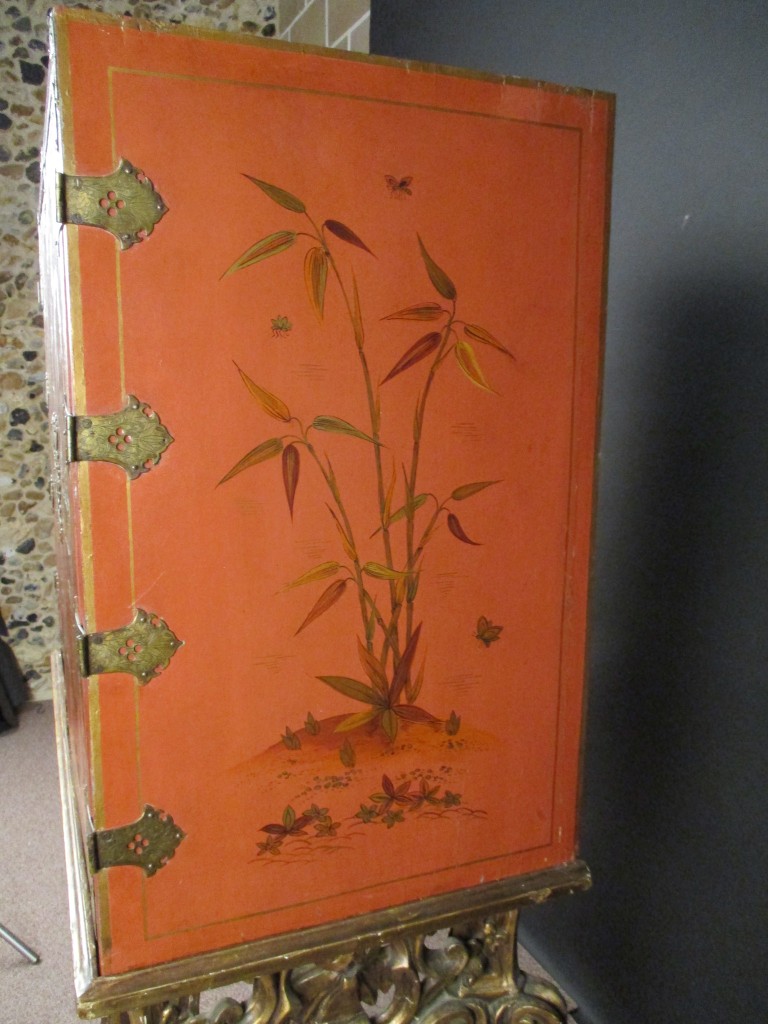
385, 175, 413, 198
474, 616, 503, 647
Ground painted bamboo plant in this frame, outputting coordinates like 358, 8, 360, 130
219, 176, 513, 741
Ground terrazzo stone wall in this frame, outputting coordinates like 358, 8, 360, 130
0, 0, 280, 700
0, 0, 370, 700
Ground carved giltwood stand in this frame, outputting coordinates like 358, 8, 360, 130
105, 910, 571, 1024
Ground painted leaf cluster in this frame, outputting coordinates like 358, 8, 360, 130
355, 774, 463, 829
316, 623, 438, 741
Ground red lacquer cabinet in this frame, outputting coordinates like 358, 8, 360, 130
40, 7, 612, 1015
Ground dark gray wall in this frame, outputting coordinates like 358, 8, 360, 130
370, 3, 768, 1022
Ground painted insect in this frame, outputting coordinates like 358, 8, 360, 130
385, 175, 413, 198
271, 315, 293, 337
474, 616, 503, 647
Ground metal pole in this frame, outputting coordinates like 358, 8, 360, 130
0, 923, 40, 964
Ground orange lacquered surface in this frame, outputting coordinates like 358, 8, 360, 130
53, 10, 612, 974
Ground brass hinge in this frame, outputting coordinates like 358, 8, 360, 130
78, 609, 183, 684
68, 395, 173, 479
57, 157, 168, 249
90, 805, 185, 876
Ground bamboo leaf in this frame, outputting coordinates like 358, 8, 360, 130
413, 392, 423, 442
455, 339, 494, 393
464, 323, 515, 359
217, 437, 283, 486
393, 704, 440, 724
362, 562, 411, 582
324, 220, 375, 256
234, 362, 292, 422
419, 515, 443, 550
316, 674, 380, 704
401, 461, 414, 505
382, 303, 446, 322
389, 623, 422, 704
447, 512, 481, 546
357, 637, 389, 698
295, 579, 348, 635
312, 416, 379, 445
222, 231, 296, 279
371, 494, 428, 538
450, 480, 501, 502
406, 657, 425, 704
381, 332, 442, 385
389, 494, 428, 525
417, 235, 457, 301
285, 561, 341, 590
385, 708, 403, 741
326, 504, 357, 562
384, 459, 397, 522
335, 709, 381, 732
282, 444, 300, 518
243, 175, 306, 213
305, 246, 329, 321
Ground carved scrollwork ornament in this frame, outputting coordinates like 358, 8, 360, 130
104, 911, 569, 1024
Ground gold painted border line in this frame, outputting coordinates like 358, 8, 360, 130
548, 126, 585, 848
111, 64, 583, 135
148, 835, 556, 941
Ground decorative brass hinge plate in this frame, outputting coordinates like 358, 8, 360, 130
90, 805, 185, 876
57, 158, 168, 249
78, 609, 183, 684
68, 395, 173, 479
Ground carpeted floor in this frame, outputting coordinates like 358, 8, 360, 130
0, 702, 576, 1023
0, 702, 78, 1023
